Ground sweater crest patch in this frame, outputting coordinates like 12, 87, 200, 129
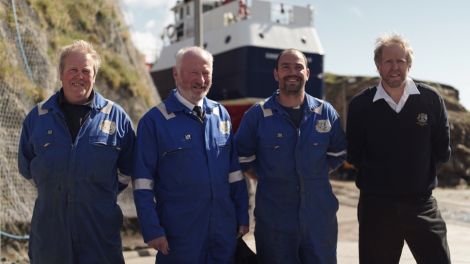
416, 113, 428, 127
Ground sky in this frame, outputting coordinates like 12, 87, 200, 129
119, 0, 470, 110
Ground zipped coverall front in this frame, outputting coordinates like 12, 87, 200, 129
132, 90, 249, 263
235, 91, 346, 263
18, 90, 135, 264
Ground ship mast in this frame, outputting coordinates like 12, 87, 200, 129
194, 0, 203, 47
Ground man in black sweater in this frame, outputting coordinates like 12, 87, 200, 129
346, 33, 451, 264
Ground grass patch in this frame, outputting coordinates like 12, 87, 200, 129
12, 0, 154, 106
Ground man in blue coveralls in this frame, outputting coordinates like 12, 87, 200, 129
18, 40, 135, 263
235, 49, 347, 263
132, 46, 249, 263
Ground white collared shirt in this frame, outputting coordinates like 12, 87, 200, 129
373, 77, 420, 113
175, 89, 203, 110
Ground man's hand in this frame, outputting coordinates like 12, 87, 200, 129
244, 167, 257, 180
147, 236, 170, 255
237, 225, 249, 238
343, 161, 358, 171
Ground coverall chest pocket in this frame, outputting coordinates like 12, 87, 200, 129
160, 140, 200, 186
30, 134, 56, 185
303, 132, 330, 179
88, 135, 120, 186
259, 132, 292, 178
215, 136, 231, 160
309, 133, 329, 156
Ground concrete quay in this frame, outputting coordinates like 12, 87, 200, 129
124, 180, 470, 263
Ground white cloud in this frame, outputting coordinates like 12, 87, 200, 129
121, 9, 134, 26
145, 19, 157, 30
122, 0, 170, 8
131, 31, 159, 63
119, 0, 178, 63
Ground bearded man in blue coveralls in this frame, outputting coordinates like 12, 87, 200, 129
18, 40, 135, 263
235, 49, 347, 263
132, 46, 249, 263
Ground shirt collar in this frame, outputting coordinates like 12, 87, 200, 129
58, 88, 94, 108
175, 89, 203, 110
265, 90, 323, 116
373, 77, 420, 103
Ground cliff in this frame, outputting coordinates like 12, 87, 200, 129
1, 0, 159, 261
1, 0, 160, 122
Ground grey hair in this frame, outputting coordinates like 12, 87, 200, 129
374, 33, 413, 67
59, 40, 101, 76
174, 46, 213, 71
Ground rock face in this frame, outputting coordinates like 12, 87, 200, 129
1, 0, 160, 122
324, 74, 470, 187
0, 0, 160, 244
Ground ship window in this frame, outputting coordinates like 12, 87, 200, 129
204, 42, 208, 49
186, 5, 190, 15
179, 8, 184, 20
301, 37, 307, 44
225, 35, 231, 44
271, 3, 292, 25
258, 33, 264, 39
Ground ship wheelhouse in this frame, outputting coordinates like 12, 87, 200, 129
151, 0, 324, 105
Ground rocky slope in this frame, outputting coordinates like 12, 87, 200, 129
1, 0, 159, 260
1, 0, 160, 122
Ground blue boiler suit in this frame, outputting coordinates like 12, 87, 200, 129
132, 90, 249, 263
18, 90, 135, 264
235, 91, 346, 264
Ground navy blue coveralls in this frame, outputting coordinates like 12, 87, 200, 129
132, 90, 249, 263
18, 90, 135, 264
235, 91, 346, 263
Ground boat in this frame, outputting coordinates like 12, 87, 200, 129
150, 0, 324, 129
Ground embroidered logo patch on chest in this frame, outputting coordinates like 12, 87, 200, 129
416, 113, 428, 126
100, 120, 117, 135
315, 119, 331, 133
219, 121, 231, 134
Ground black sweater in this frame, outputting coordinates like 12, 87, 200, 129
346, 83, 451, 196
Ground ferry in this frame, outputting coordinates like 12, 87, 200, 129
150, 0, 324, 129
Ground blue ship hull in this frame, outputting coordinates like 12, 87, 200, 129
151, 46, 323, 101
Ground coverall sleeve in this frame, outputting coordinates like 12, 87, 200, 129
327, 117, 347, 171
234, 106, 259, 173
432, 94, 451, 164
132, 113, 165, 242
228, 131, 249, 226
117, 116, 136, 192
326, 105, 347, 171
346, 98, 365, 169
18, 110, 35, 182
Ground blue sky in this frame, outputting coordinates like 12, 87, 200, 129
119, 0, 470, 110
